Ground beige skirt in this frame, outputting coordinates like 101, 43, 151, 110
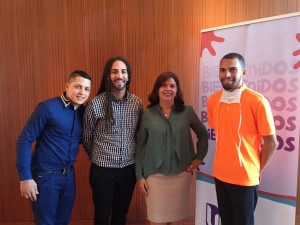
145, 172, 192, 223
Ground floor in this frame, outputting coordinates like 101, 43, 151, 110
0, 217, 298, 225
0, 218, 194, 225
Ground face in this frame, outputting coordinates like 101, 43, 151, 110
65, 76, 91, 108
158, 78, 178, 103
219, 58, 245, 91
109, 60, 129, 94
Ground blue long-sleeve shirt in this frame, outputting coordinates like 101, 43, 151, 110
16, 93, 85, 181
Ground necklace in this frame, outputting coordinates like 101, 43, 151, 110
160, 104, 173, 118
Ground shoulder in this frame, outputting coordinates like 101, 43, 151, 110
208, 90, 222, 104
144, 106, 155, 114
178, 105, 199, 120
87, 93, 106, 106
127, 93, 144, 110
128, 93, 142, 102
28, 96, 62, 119
143, 105, 159, 117
42, 96, 61, 104
184, 104, 193, 110
178, 104, 193, 114
38, 96, 62, 110
242, 87, 266, 103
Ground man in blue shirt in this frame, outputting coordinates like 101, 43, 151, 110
16, 70, 91, 225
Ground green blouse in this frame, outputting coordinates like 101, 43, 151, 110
135, 104, 208, 180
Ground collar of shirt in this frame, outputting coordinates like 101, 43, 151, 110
60, 92, 71, 108
111, 91, 130, 102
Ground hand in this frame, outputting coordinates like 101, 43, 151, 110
20, 179, 39, 202
186, 159, 202, 173
137, 178, 149, 197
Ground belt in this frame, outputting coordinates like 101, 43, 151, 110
32, 166, 74, 174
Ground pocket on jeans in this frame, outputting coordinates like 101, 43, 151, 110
32, 172, 53, 185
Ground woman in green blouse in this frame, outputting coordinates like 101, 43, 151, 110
135, 71, 208, 225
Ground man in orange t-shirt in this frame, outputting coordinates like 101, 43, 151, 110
207, 52, 277, 225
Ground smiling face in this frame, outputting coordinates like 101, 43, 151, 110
158, 78, 178, 104
65, 76, 91, 109
219, 57, 245, 91
108, 60, 129, 96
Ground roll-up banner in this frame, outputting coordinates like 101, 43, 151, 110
196, 13, 300, 225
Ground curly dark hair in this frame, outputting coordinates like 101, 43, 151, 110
148, 71, 185, 112
97, 56, 132, 124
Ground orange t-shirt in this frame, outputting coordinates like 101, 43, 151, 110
207, 84, 275, 186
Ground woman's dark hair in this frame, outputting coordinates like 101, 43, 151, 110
148, 71, 185, 112
97, 56, 132, 124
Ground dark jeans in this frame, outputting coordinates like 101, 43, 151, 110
89, 163, 136, 225
31, 170, 76, 225
215, 178, 258, 225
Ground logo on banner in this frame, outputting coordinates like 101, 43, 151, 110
206, 203, 220, 225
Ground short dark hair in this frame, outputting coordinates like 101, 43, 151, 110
97, 56, 132, 95
68, 70, 91, 82
221, 53, 245, 68
148, 71, 185, 112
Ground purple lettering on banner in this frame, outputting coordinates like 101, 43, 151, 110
286, 116, 297, 131
272, 79, 287, 93
259, 79, 272, 93
274, 115, 296, 131
202, 96, 207, 107
269, 97, 298, 112
202, 81, 222, 93
285, 137, 296, 152
288, 78, 298, 93
208, 128, 216, 141
206, 203, 219, 225
270, 96, 286, 111
276, 135, 295, 152
201, 111, 208, 123
202, 81, 210, 93
202, 66, 219, 78
245, 77, 298, 94
287, 97, 297, 111
273, 60, 288, 74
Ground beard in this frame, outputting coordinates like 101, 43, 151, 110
222, 82, 235, 91
221, 76, 242, 91
109, 78, 127, 91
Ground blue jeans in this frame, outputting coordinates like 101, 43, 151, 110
215, 178, 258, 225
31, 169, 76, 225
89, 163, 136, 225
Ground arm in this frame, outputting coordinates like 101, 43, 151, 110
257, 97, 277, 173
260, 134, 277, 173
135, 114, 149, 196
207, 96, 214, 128
16, 104, 48, 180
135, 125, 149, 196
188, 106, 209, 172
135, 115, 147, 181
134, 98, 144, 140
189, 107, 209, 161
16, 103, 48, 201
82, 101, 96, 157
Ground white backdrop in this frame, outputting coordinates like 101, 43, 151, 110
196, 13, 300, 225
